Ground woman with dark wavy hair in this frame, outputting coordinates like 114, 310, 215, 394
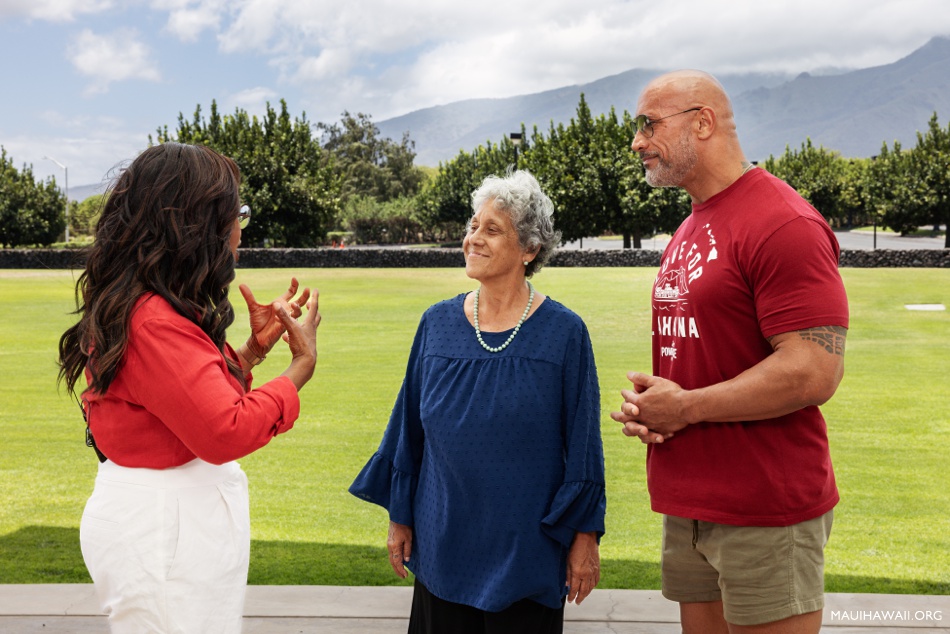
58, 142, 320, 633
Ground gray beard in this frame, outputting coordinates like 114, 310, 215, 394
644, 131, 697, 188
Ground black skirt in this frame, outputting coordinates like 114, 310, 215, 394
408, 578, 565, 634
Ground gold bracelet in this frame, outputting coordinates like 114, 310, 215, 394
239, 344, 266, 367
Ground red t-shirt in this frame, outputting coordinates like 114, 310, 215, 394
647, 168, 849, 526
85, 293, 299, 468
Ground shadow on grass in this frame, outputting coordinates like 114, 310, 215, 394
2, 526, 947, 596
0, 525, 90, 583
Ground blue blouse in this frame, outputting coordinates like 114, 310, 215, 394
349, 293, 606, 611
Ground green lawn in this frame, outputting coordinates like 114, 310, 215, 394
0, 267, 947, 593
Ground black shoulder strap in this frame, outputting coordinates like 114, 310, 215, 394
80, 399, 108, 463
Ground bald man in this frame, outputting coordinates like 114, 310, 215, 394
611, 70, 849, 634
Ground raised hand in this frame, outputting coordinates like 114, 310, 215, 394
276, 290, 321, 391
239, 277, 311, 355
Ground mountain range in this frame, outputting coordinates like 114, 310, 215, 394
377, 36, 950, 167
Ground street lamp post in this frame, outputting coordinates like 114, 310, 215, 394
43, 156, 69, 243
509, 132, 523, 167
869, 155, 879, 251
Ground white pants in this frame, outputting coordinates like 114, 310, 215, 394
80, 459, 251, 634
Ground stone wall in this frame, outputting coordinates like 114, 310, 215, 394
2, 247, 947, 269
837, 249, 950, 268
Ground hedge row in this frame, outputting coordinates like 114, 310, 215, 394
1, 247, 948, 269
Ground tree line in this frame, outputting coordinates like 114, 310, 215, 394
0, 148, 66, 248
425, 99, 949, 249
1, 96, 947, 248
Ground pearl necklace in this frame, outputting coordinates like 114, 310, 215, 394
473, 281, 535, 353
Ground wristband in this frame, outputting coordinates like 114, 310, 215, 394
239, 343, 266, 367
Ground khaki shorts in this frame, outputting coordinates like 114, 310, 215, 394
661, 510, 833, 626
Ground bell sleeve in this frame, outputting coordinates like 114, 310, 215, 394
348, 314, 427, 527
541, 320, 607, 548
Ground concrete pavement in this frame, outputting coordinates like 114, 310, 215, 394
563, 229, 946, 253
2, 584, 948, 633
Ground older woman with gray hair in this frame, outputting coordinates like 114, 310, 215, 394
350, 169, 605, 633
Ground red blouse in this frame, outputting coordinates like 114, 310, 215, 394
85, 293, 299, 468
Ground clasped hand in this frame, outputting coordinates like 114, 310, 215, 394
610, 371, 688, 444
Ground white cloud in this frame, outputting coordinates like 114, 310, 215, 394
217, 0, 281, 54
37, 109, 125, 131
5, 0, 949, 184
67, 28, 162, 94
5, 123, 150, 187
159, 0, 225, 42
224, 86, 280, 115
0, 0, 114, 22
179, 0, 945, 122
294, 47, 354, 82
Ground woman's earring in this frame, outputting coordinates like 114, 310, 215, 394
523, 261, 529, 266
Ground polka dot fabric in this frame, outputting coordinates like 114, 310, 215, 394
350, 293, 606, 612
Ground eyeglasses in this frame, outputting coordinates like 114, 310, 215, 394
632, 107, 701, 138
238, 204, 251, 229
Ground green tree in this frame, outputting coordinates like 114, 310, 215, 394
910, 113, 950, 247
525, 97, 688, 248
154, 100, 342, 247
423, 94, 691, 249
763, 139, 847, 226
418, 135, 518, 240
618, 163, 690, 248
318, 112, 426, 203
866, 141, 933, 237
71, 193, 105, 238
839, 159, 872, 229
0, 148, 66, 247
595, 108, 689, 248
420, 149, 477, 233
340, 195, 425, 244
524, 96, 604, 245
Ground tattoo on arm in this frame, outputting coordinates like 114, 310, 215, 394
798, 326, 847, 356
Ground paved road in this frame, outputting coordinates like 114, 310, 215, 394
564, 230, 946, 252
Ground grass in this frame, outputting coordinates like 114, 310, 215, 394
0, 267, 947, 594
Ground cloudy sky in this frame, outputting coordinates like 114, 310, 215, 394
1, 0, 948, 187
